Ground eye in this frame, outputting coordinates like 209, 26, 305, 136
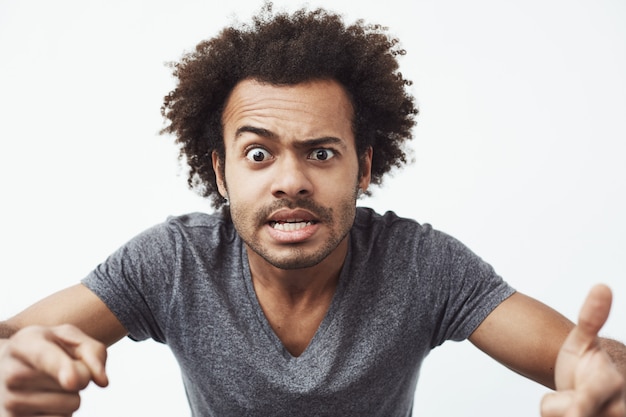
245, 147, 272, 162
308, 148, 335, 161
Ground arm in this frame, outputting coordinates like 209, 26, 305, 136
470, 284, 625, 416
0, 284, 128, 416
469, 290, 575, 389
2, 283, 127, 346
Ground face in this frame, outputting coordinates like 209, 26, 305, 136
214, 78, 372, 271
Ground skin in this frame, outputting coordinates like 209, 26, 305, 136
0, 285, 124, 416
545, 285, 626, 417
214, 78, 372, 356
0, 78, 624, 416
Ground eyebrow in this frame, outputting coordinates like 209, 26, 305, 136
235, 125, 275, 140
234, 125, 347, 149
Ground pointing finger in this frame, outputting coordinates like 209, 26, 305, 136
10, 325, 107, 391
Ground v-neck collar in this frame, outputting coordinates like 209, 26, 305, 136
239, 239, 353, 362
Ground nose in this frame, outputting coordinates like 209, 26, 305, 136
270, 153, 313, 199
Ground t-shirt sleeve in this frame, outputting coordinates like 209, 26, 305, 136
419, 228, 516, 347
81, 222, 178, 343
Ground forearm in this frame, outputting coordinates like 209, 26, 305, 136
0, 321, 18, 339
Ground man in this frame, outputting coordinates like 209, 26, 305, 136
1, 5, 624, 417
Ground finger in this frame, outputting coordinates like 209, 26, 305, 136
561, 284, 612, 356
565, 398, 626, 417
601, 396, 626, 417
541, 390, 575, 417
2, 389, 81, 416
53, 324, 109, 388
566, 350, 624, 417
10, 326, 96, 391
3, 354, 70, 392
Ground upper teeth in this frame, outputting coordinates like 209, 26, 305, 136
272, 221, 312, 231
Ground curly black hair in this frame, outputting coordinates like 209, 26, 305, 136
161, 2, 418, 208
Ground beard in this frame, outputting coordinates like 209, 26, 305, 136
229, 187, 359, 270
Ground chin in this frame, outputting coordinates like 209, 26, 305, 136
250, 243, 331, 270
264, 253, 327, 270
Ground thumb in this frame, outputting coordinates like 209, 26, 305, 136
562, 284, 612, 356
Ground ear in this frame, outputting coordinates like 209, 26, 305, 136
358, 146, 373, 192
211, 151, 228, 198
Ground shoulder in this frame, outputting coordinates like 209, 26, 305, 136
352, 207, 443, 248
351, 207, 486, 264
164, 209, 231, 229
123, 209, 238, 254
164, 209, 235, 237
353, 207, 425, 233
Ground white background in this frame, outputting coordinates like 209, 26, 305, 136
1, 0, 625, 415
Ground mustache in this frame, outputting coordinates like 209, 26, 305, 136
255, 198, 334, 225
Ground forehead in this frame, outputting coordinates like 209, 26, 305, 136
221, 78, 355, 142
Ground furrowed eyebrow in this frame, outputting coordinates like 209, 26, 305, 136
234, 125, 276, 140
234, 125, 347, 149
297, 136, 346, 150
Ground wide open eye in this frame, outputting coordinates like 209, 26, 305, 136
308, 148, 335, 161
245, 147, 272, 162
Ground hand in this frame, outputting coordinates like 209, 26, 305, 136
0, 324, 108, 417
541, 284, 625, 417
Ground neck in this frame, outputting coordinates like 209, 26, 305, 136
246, 237, 348, 305
245, 237, 349, 357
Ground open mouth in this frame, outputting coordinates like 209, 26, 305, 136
269, 219, 317, 231
266, 207, 322, 236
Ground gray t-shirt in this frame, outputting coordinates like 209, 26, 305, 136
82, 207, 514, 416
